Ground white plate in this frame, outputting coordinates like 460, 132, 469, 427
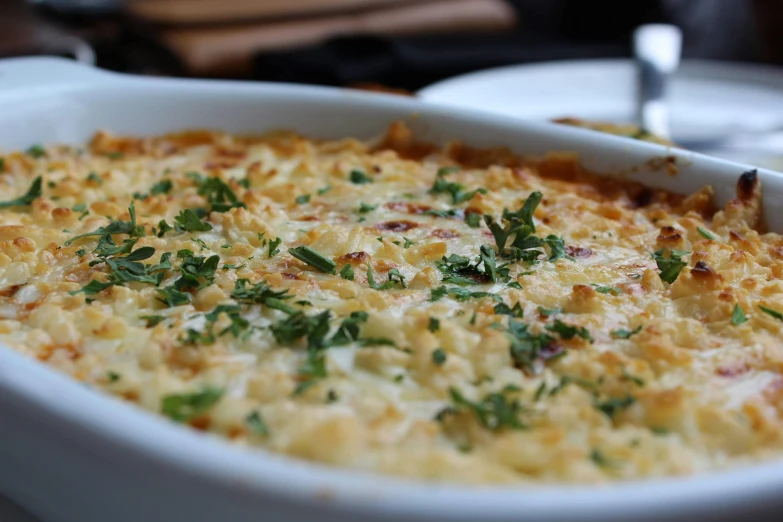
2, 57, 783, 522
418, 59, 783, 168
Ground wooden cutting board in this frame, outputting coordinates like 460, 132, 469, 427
127, 0, 421, 25
154, 0, 517, 76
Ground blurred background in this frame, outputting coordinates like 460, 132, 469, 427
2, 0, 780, 87
2, 0, 783, 169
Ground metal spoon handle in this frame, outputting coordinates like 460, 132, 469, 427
633, 24, 683, 140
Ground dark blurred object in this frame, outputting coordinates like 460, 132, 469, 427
30, 0, 122, 17
130, 0, 517, 77
0, 0, 95, 63
252, 33, 629, 91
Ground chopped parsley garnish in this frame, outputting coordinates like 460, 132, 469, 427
155, 219, 173, 237
295, 194, 311, 204
546, 319, 594, 343
150, 179, 173, 195
620, 368, 645, 387
611, 325, 642, 339
423, 208, 460, 219
403, 237, 415, 249
104, 151, 124, 160
358, 202, 378, 213
537, 306, 561, 317
339, 264, 354, 280
430, 168, 487, 204
107, 371, 121, 382
157, 286, 191, 307
429, 285, 501, 303
174, 208, 213, 232
182, 304, 249, 344
697, 226, 717, 240
438, 247, 509, 285
503, 320, 558, 372
267, 237, 282, 258
508, 281, 523, 289
367, 265, 406, 290
349, 169, 373, 184
428, 317, 440, 332
483, 192, 571, 263
317, 185, 332, 195
64, 202, 144, 245
0, 158, 5, 172
87, 172, 103, 185
465, 213, 482, 228
25, 145, 46, 158
0, 176, 42, 208
161, 387, 223, 423
289, 245, 336, 274
191, 175, 246, 213
731, 304, 747, 325
595, 395, 636, 419
439, 387, 527, 432
432, 348, 447, 366
593, 285, 621, 295
246, 410, 269, 436
494, 302, 524, 318
759, 305, 783, 321
75, 248, 86, 257
174, 250, 219, 290
590, 449, 620, 468
231, 279, 294, 313
652, 248, 688, 284
140, 315, 166, 327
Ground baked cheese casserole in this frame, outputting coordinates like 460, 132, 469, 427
1, 122, 782, 485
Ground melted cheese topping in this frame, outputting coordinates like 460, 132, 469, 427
2, 123, 783, 485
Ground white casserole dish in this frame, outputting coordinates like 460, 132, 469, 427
1, 57, 783, 522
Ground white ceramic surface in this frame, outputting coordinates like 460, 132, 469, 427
2, 57, 783, 522
418, 59, 783, 168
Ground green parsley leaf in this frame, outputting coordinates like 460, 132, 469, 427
430, 169, 487, 204
494, 302, 524, 318
104, 151, 124, 160
267, 237, 282, 258
759, 305, 783, 321
246, 410, 269, 436
75, 248, 86, 257
155, 219, 173, 238
590, 449, 620, 468
465, 212, 482, 228
25, 145, 46, 158
731, 304, 747, 325
295, 194, 311, 204
140, 315, 166, 327
593, 285, 621, 295
289, 245, 336, 274
174, 208, 213, 232
156, 286, 192, 307
423, 208, 460, 218
595, 395, 636, 419
65, 202, 144, 245
317, 186, 332, 195
107, 371, 121, 382
428, 317, 441, 332
150, 179, 173, 195
193, 176, 246, 213
546, 319, 594, 343
537, 306, 561, 317
339, 264, 354, 280
432, 348, 447, 366
358, 202, 378, 213
652, 248, 688, 284
503, 320, 559, 372
697, 226, 717, 240
161, 387, 223, 422
231, 279, 294, 313
440, 387, 527, 432
87, 172, 103, 185
0, 176, 42, 208
611, 325, 642, 339
403, 237, 415, 248
430, 286, 449, 301
508, 281, 523, 289
349, 169, 373, 184
620, 368, 645, 387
